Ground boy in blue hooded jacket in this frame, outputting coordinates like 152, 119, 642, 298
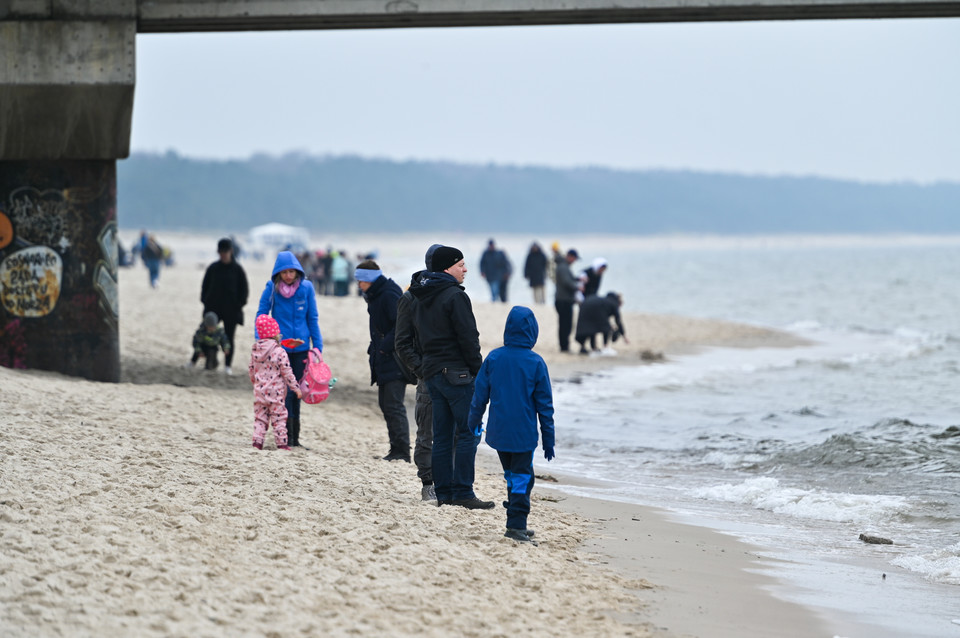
468, 306, 555, 544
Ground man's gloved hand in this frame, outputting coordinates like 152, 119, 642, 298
544, 446, 555, 461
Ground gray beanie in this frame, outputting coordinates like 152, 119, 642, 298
424, 244, 443, 270
203, 311, 219, 328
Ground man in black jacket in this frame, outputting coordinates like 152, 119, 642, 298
201, 238, 249, 375
356, 260, 410, 462
410, 246, 493, 510
395, 244, 442, 501
554, 248, 580, 352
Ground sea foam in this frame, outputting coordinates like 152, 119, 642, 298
691, 477, 910, 525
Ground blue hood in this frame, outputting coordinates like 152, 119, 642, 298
271, 251, 305, 279
503, 306, 538, 349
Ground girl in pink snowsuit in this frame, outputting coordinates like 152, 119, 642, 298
249, 315, 301, 450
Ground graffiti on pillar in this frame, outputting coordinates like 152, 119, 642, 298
0, 246, 63, 317
0, 187, 70, 318
0, 161, 119, 380
0, 211, 12, 249
6, 187, 72, 249
0, 318, 27, 369
94, 222, 119, 319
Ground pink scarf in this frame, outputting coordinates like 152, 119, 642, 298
277, 279, 300, 298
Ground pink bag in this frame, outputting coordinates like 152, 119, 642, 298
300, 348, 332, 404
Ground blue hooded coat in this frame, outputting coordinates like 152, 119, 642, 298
469, 306, 555, 453
256, 251, 323, 353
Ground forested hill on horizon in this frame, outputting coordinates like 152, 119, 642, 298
117, 152, 960, 235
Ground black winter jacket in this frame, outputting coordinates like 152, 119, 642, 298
201, 259, 249, 325
576, 293, 625, 340
363, 275, 404, 385
394, 271, 426, 379
524, 248, 548, 287
409, 272, 482, 379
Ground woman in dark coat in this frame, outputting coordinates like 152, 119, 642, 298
201, 238, 249, 373
523, 242, 548, 304
575, 292, 628, 354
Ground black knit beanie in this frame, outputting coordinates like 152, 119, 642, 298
431, 246, 464, 272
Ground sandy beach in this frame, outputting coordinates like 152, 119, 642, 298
1, 234, 834, 637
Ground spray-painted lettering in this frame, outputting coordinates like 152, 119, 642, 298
0, 246, 62, 317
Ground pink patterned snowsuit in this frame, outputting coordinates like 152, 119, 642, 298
248, 338, 300, 448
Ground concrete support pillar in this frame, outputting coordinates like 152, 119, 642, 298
0, 17, 134, 381
0, 161, 120, 381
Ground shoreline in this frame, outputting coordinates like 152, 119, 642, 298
547, 493, 834, 638
472, 445, 838, 638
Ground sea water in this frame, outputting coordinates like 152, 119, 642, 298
532, 235, 960, 637
203, 230, 959, 634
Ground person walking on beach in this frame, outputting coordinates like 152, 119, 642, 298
554, 248, 580, 352
468, 306, 555, 544
523, 242, 548, 305
355, 259, 412, 463
201, 237, 249, 375
256, 251, 323, 448
411, 245, 494, 509
249, 314, 301, 451
575, 291, 628, 355
479, 239, 512, 303
394, 244, 443, 502
139, 231, 164, 289
188, 311, 232, 370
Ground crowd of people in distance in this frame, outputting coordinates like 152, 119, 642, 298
292, 247, 376, 297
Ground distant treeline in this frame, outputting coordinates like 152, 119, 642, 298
117, 152, 960, 234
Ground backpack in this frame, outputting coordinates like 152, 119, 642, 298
300, 348, 332, 404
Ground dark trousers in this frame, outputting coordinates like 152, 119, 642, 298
413, 379, 434, 484
498, 450, 535, 530
555, 300, 574, 352
426, 372, 479, 502
222, 316, 239, 367
285, 350, 308, 442
577, 325, 615, 352
379, 379, 410, 455
191, 345, 220, 369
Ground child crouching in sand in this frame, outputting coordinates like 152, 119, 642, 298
249, 314, 301, 450
468, 306, 555, 544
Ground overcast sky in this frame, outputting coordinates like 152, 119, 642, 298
132, 18, 960, 184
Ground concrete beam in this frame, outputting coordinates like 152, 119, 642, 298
136, 0, 960, 32
0, 20, 135, 159
0, 1, 136, 20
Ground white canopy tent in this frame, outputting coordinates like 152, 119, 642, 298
246, 223, 310, 254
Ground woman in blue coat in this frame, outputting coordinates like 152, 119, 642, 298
256, 251, 323, 448
468, 306, 555, 542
